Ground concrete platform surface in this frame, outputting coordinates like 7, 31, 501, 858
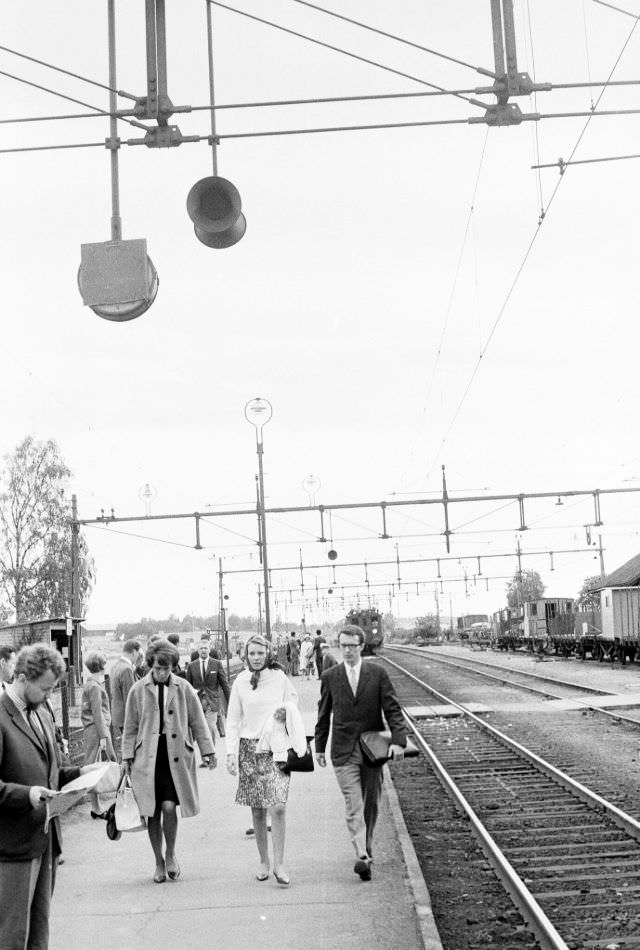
51, 675, 439, 950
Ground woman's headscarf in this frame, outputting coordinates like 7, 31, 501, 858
244, 634, 278, 690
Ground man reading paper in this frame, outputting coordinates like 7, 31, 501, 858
0, 644, 101, 950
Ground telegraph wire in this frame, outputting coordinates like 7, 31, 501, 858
288, 0, 493, 77
207, 1, 486, 109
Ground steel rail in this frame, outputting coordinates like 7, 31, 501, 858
383, 655, 640, 843
399, 709, 570, 950
389, 644, 640, 728
391, 644, 613, 695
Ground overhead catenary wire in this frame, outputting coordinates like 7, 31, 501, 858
425, 14, 640, 479
288, 0, 495, 78
6, 78, 640, 126
0, 69, 149, 130
420, 129, 490, 442
524, 0, 545, 221
0, 42, 137, 99
10, 102, 640, 155
207, 0, 487, 110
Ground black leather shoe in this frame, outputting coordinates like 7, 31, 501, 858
353, 857, 372, 881
90, 810, 108, 820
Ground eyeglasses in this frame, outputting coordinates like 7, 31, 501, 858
340, 643, 361, 650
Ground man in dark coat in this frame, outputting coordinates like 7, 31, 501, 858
109, 638, 141, 754
0, 644, 99, 949
320, 643, 337, 672
312, 629, 327, 681
186, 641, 230, 757
315, 625, 407, 881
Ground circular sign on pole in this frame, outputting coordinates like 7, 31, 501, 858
328, 549, 338, 561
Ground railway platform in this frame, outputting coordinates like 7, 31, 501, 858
50, 676, 442, 950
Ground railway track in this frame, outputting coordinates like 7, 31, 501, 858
382, 653, 640, 950
387, 644, 640, 729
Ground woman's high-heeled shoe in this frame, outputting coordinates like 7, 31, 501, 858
273, 871, 290, 888
90, 810, 108, 820
166, 857, 180, 881
154, 862, 166, 884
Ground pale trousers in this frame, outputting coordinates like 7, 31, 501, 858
202, 705, 220, 746
333, 744, 384, 858
0, 835, 57, 950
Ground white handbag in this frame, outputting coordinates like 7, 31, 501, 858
114, 775, 146, 832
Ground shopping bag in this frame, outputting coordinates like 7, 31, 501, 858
114, 775, 146, 832
89, 751, 121, 815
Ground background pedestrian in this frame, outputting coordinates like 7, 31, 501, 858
122, 639, 215, 884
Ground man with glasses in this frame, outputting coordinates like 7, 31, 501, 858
0, 644, 102, 949
314, 624, 407, 881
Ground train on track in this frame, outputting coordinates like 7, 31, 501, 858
484, 553, 640, 662
489, 592, 638, 663
344, 607, 384, 655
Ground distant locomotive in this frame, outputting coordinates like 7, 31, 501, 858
345, 607, 384, 655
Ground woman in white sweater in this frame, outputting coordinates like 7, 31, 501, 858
226, 635, 297, 887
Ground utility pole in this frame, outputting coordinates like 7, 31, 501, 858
598, 535, 606, 579
70, 494, 81, 618
218, 558, 230, 679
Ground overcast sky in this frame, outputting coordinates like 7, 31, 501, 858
3, 1, 640, 627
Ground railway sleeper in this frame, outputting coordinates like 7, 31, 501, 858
485, 811, 609, 825
532, 871, 640, 893
506, 842, 638, 858
521, 858, 640, 877
481, 804, 603, 818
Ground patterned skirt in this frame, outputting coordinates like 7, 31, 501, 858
236, 738, 290, 808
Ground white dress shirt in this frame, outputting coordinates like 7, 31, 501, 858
345, 659, 362, 695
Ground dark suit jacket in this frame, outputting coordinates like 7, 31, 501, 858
185, 658, 230, 712
110, 657, 136, 731
315, 660, 407, 766
0, 693, 80, 860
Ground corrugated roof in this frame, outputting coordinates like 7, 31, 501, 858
601, 552, 640, 588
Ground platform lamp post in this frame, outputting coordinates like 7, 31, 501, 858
245, 398, 273, 640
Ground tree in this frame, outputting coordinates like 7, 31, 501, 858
414, 615, 441, 641
505, 569, 545, 609
576, 575, 603, 612
0, 437, 94, 621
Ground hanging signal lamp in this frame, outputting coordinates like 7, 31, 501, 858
186, 176, 246, 249
186, 3, 245, 249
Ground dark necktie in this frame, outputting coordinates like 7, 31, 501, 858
202, 661, 207, 682
26, 706, 47, 754
157, 682, 165, 734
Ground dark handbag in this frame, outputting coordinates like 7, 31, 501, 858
278, 736, 315, 775
105, 802, 122, 841
359, 730, 420, 767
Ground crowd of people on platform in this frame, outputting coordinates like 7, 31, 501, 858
0, 622, 408, 950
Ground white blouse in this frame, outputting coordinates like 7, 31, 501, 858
225, 668, 298, 757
